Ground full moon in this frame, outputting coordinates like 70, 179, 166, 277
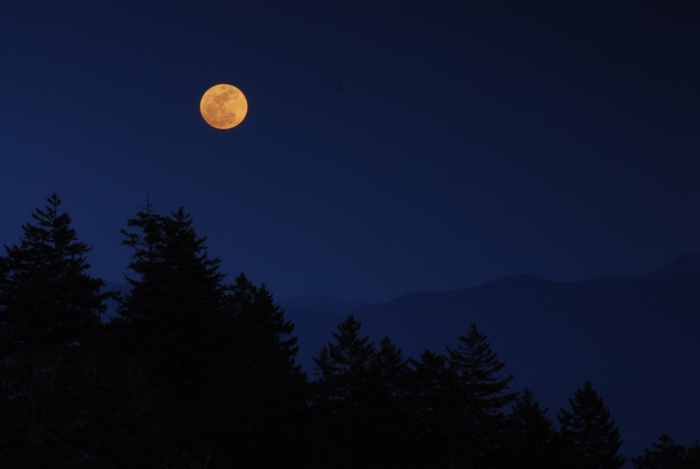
200, 84, 248, 129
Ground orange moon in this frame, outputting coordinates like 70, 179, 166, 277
200, 84, 248, 129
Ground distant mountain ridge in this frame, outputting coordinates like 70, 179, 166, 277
277, 295, 368, 315
102, 253, 700, 317
643, 252, 700, 279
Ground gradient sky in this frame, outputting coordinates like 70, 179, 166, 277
2, 0, 699, 303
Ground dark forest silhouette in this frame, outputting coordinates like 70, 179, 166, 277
0, 195, 698, 468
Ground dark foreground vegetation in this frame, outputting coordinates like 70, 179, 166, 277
0, 194, 698, 468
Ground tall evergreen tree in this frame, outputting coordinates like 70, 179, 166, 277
446, 323, 517, 469
112, 201, 229, 467
404, 349, 459, 469
632, 434, 691, 469
372, 336, 406, 400
0, 194, 110, 466
687, 440, 700, 469
311, 314, 376, 468
364, 336, 411, 467
117, 202, 227, 394
0, 193, 108, 358
499, 387, 555, 468
221, 272, 308, 469
557, 381, 625, 469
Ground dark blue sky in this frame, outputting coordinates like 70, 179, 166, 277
2, 0, 699, 303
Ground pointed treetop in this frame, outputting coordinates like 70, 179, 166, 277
0, 194, 108, 353
313, 313, 375, 381
558, 381, 625, 469
446, 322, 516, 412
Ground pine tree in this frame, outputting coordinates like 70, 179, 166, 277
372, 336, 406, 399
404, 349, 459, 469
687, 440, 700, 469
0, 193, 108, 358
311, 314, 376, 468
0, 194, 111, 465
631, 434, 691, 469
499, 387, 555, 468
117, 202, 227, 394
557, 381, 625, 469
112, 200, 229, 467
221, 272, 308, 469
364, 336, 411, 467
446, 323, 517, 469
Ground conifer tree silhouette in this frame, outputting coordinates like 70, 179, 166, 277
688, 440, 700, 469
0, 193, 110, 466
557, 381, 625, 469
404, 349, 458, 468
221, 272, 307, 469
312, 314, 376, 468
632, 434, 692, 469
0, 193, 108, 357
118, 201, 226, 394
113, 200, 228, 467
446, 323, 517, 469
499, 387, 555, 468
364, 336, 411, 466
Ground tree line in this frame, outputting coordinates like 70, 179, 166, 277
0, 194, 698, 468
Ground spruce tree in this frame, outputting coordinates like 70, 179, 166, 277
0, 194, 110, 465
0, 193, 108, 357
687, 440, 700, 469
311, 314, 376, 468
221, 272, 307, 469
557, 381, 625, 469
372, 336, 406, 399
499, 387, 555, 468
632, 434, 690, 469
446, 323, 517, 469
404, 349, 459, 469
113, 201, 229, 467
365, 336, 411, 466
117, 202, 227, 394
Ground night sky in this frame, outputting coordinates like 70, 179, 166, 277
2, 0, 699, 304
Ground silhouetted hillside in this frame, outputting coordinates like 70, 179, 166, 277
278, 295, 368, 315
644, 252, 700, 279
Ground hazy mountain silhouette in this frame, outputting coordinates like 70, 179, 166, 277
643, 252, 700, 279
278, 295, 368, 315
